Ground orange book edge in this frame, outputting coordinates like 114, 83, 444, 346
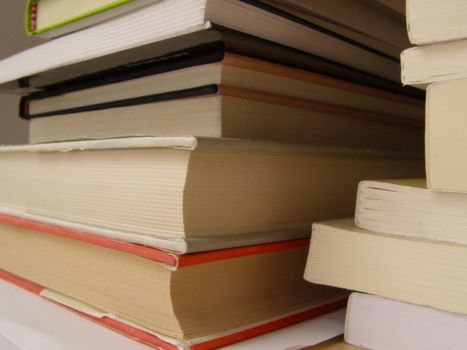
0, 269, 346, 350
0, 213, 309, 269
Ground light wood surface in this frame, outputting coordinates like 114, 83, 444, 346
303, 336, 364, 350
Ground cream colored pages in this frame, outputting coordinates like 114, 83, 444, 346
0, 137, 423, 251
426, 80, 467, 192
401, 40, 467, 85
356, 178, 467, 244
305, 219, 467, 315
407, 0, 467, 45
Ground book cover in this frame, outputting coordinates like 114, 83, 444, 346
26, 0, 161, 38
346, 292, 467, 350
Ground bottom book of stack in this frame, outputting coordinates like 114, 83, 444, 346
345, 293, 467, 350
0, 214, 347, 349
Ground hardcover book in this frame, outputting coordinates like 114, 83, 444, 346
0, 137, 423, 253
0, 214, 347, 349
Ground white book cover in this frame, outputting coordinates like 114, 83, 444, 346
0, 0, 400, 87
346, 293, 467, 350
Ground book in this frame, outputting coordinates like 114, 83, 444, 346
0, 276, 346, 350
21, 52, 424, 121
355, 179, 467, 244
27, 87, 424, 152
406, 0, 467, 45
0, 215, 347, 349
0, 137, 423, 253
401, 39, 467, 86
262, 0, 409, 59
346, 292, 467, 350
304, 219, 467, 316
0, 0, 404, 89
425, 79, 467, 192
26, 0, 160, 39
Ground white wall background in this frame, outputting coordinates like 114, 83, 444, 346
0, 2, 43, 144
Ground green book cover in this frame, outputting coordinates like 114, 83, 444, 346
25, 0, 144, 36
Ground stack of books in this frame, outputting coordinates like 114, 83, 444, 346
305, 1, 467, 349
0, 0, 425, 349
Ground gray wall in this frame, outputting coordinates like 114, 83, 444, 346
0, 2, 43, 144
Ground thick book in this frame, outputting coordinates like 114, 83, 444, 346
0, 276, 346, 350
263, 0, 409, 59
0, 0, 403, 90
401, 40, 467, 86
355, 179, 467, 244
304, 219, 467, 316
26, 0, 160, 38
0, 215, 347, 349
406, 0, 467, 45
346, 292, 467, 350
425, 79, 467, 192
0, 137, 423, 253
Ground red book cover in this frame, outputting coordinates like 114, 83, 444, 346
0, 213, 346, 349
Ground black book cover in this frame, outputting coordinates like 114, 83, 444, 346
12, 25, 422, 101
20, 85, 219, 119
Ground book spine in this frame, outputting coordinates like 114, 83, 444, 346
25, 0, 38, 36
